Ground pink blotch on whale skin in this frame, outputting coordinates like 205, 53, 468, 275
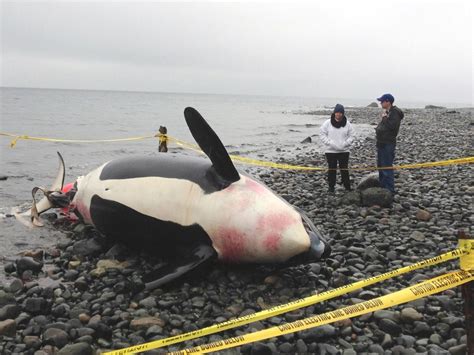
223, 177, 266, 195
244, 178, 266, 194
75, 200, 91, 224
257, 212, 297, 232
216, 227, 247, 262
258, 212, 298, 252
264, 234, 281, 253
221, 178, 265, 209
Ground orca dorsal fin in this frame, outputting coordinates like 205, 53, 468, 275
184, 107, 240, 183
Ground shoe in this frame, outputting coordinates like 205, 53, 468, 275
328, 187, 335, 194
345, 187, 352, 192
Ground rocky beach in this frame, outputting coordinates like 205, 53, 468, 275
0, 106, 473, 355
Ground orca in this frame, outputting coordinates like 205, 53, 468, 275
20, 107, 330, 289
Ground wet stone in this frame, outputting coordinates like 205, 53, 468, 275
138, 296, 156, 309
42, 328, 69, 348
23, 335, 41, 349
250, 342, 273, 355
448, 344, 467, 355
409, 231, 426, 241
23, 298, 49, 315
378, 318, 402, 336
4, 263, 16, 274
15, 257, 43, 274
299, 325, 336, 341
361, 187, 393, 207
0, 304, 21, 320
57, 342, 94, 355
130, 317, 166, 330
0, 319, 16, 336
368, 344, 384, 354
72, 239, 103, 257
278, 342, 294, 353
401, 307, 423, 322
295, 339, 307, 353
373, 310, 399, 322
416, 209, 432, 221
413, 321, 432, 337
8, 279, 23, 293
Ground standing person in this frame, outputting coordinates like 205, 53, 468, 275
320, 104, 354, 193
156, 126, 168, 152
375, 93, 404, 194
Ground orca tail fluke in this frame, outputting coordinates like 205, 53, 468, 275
16, 152, 67, 227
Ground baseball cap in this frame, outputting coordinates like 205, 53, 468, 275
377, 93, 395, 103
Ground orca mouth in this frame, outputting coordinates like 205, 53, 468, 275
308, 230, 331, 260
291, 207, 331, 263
47, 191, 72, 208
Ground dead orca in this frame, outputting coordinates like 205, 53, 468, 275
20, 107, 330, 289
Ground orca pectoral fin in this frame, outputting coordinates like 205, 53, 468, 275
184, 107, 240, 183
144, 244, 217, 290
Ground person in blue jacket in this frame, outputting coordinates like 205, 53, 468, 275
376, 93, 404, 194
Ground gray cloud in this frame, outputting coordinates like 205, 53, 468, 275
1, 1, 472, 104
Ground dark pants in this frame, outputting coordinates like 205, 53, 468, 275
325, 152, 350, 190
377, 143, 396, 193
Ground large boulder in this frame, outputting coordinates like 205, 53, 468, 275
340, 191, 361, 206
361, 187, 393, 207
367, 102, 378, 108
301, 136, 312, 144
357, 173, 382, 191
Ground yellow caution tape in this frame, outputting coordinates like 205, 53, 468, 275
0, 131, 154, 148
101, 247, 468, 355
459, 239, 474, 271
156, 133, 169, 144
227, 155, 474, 172
169, 137, 474, 171
1, 131, 473, 171
170, 269, 474, 354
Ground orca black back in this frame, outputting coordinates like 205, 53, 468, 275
99, 155, 232, 194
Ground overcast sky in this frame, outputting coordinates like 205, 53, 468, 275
1, 0, 472, 104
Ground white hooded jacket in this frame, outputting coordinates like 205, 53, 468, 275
319, 115, 354, 153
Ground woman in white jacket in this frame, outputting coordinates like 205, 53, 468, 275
319, 104, 354, 193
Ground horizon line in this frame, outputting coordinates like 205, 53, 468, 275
1, 85, 472, 107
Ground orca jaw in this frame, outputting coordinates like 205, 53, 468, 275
286, 229, 331, 265
307, 231, 332, 260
